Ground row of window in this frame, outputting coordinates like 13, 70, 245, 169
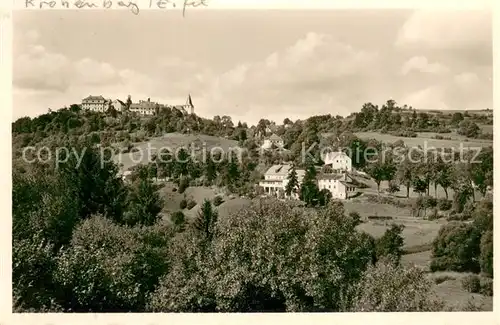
265, 175, 285, 180
260, 181, 281, 185
319, 185, 355, 192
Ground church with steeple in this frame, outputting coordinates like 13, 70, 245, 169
186, 93, 194, 114
173, 94, 195, 115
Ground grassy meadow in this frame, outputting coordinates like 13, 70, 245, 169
354, 131, 492, 149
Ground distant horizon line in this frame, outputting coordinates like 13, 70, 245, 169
12, 100, 492, 127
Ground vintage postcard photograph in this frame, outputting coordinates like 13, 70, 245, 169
3, 0, 497, 322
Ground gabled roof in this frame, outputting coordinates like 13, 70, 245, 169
339, 181, 357, 187
317, 173, 344, 180
264, 164, 305, 177
265, 164, 290, 176
323, 151, 350, 161
82, 95, 105, 101
318, 172, 353, 181
115, 99, 126, 105
268, 134, 283, 141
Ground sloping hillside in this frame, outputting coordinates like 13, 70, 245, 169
114, 132, 240, 171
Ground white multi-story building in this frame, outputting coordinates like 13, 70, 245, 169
129, 98, 157, 116
82, 95, 110, 112
261, 134, 284, 149
317, 172, 357, 200
259, 164, 305, 198
323, 151, 352, 172
258, 159, 357, 200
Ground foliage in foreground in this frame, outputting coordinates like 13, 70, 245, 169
352, 259, 444, 312
430, 198, 493, 275
147, 200, 441, 312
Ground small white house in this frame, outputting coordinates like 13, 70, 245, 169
111, 99, 126, 112
118, 170, 133, 182
261, 134, 284, 149
259, 164, 305, 198
323, 151, 352, 172
317, 172, 357, 200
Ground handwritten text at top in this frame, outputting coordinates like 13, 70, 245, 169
24, 0, 209, 16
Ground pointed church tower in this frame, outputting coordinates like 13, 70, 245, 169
186, 93, 194, 114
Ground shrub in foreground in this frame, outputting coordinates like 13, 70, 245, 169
461, 275, 481, 293
430, 222, 481, 273
187, 200, 197, 210
479, 230, 493, 277
480, 278, 493, 297
437, 198, 452, 211
213, 196, 224, 207
351, 259, 444, 312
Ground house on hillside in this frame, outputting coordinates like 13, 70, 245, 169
259, 164, 305, 198
261, 134, 284, 149
317, 172, 357, 200
111, 99, 126, 112
118, 170, 133, 182
129, 98, 157, 116
82, 95, 110, 112
322, 151, 352, 172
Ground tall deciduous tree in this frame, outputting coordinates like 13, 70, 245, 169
396, 154, 415, 198
468, 146, 493, 197
366, 158, 394, 194
451, 172, 474, 213
412, 177, 427, 197
435, 159, 454, 199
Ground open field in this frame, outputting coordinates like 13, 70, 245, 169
343, 199, 412, 218
430, 272, 493, 311
158, 183, 253, 222
479, 124, 493, 133
356, 216, 444, 250
159, 183, 222, 213
413, 109, 492, 116
402, 250, 432, 269
114, 132, 239, 171
354, 131, 492, 149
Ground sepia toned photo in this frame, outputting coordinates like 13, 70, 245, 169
11, 4, 493, 314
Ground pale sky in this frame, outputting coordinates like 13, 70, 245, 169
13, 9, 492, 125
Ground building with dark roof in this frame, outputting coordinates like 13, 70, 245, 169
82, 95, 110, 112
